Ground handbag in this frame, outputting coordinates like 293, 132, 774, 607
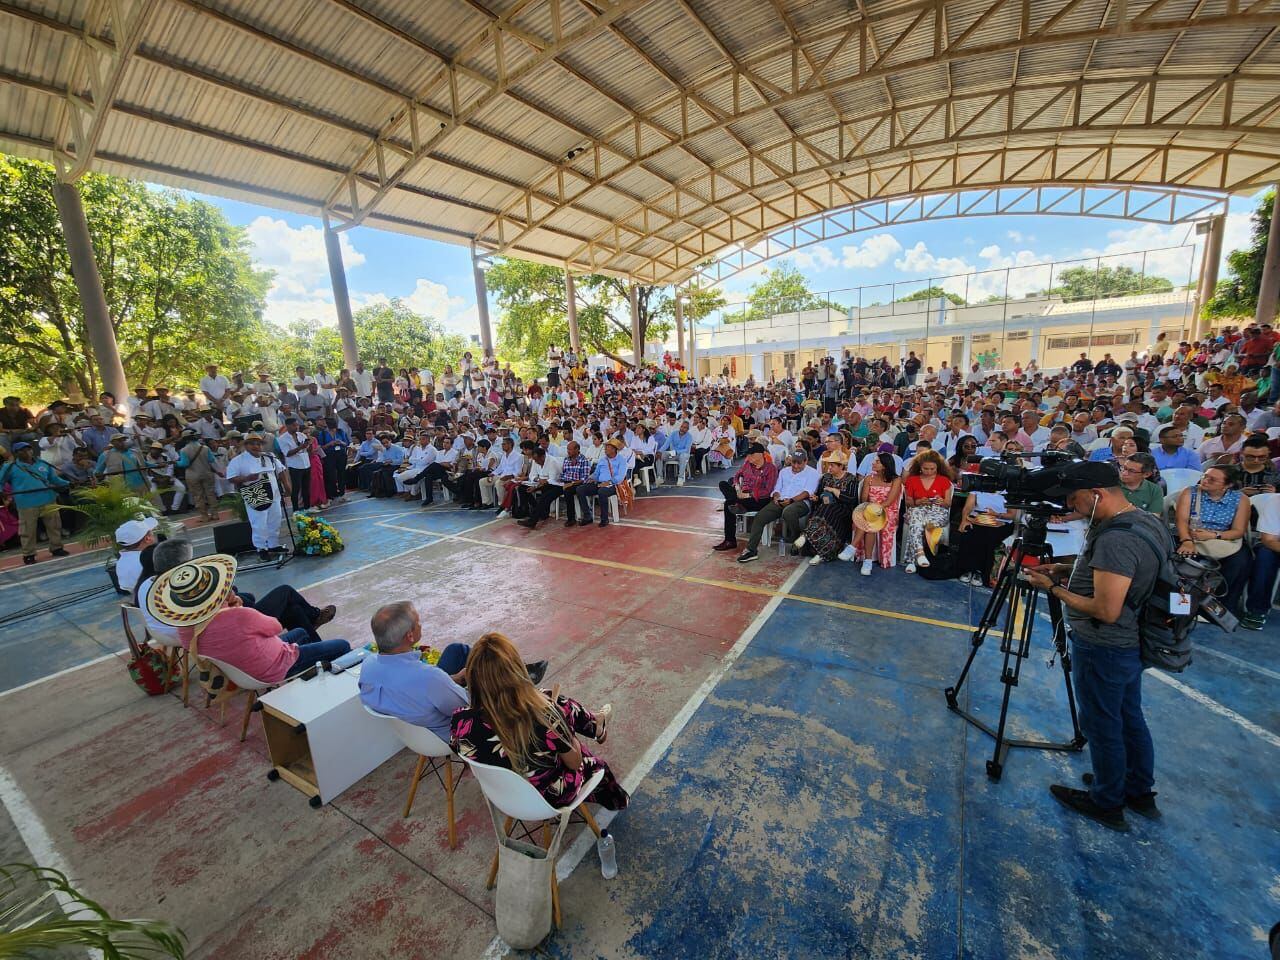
1190, 487, 1241, 559
125, 623, 176, 697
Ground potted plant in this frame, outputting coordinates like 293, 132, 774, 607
0, 861, 186, 957
66, 481, 176, 592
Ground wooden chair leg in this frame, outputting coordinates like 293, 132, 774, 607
487, 816, 513, 889
402, 755, 427, 818
444, 757, 456, 850
161, 649, 175, 692
238, 691, 257, 742
180, 651, 191, 708
543, 822, 561, 928
579, 804, 603, 838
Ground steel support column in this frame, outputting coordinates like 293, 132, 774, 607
630, 284, 642, 368
1254, 189, 1280, 329
565, 270, 581, 357
324, 222, 359, 369
1193, 214, 1226, 339
52, 178, 128, 401
472, 243, 494, 360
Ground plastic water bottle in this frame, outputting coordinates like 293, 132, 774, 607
597, 829, 618, 880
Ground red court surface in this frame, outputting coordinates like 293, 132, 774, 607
0, 498, 777, 959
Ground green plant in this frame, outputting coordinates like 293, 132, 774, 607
0, 862, 186, 958
217, 492, 247, 522
66, 481, 174, 554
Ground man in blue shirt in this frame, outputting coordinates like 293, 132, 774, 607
359, 602, 547, 744
0, 442, 70, 564
576, 439, 627, 527
660, 420, 694, 485
80, 414, 121, 456
1151, 425, 1202, 472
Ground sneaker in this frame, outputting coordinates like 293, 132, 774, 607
497, 510, 510, 519
259, 549, 272, 561
597, 830, 618, 880
1049, 784, 1130, 832
736, 549, 759, 563
50, 548, 69, 558
916, 553, 930, 569
837, 544, 855, 562
905, 562, 917, 574
1238, 613, 1265, 631
808, 554, 824, 565
793, 534, 806, 550
1081, 774, 1162, 820
578, 518, 591, 527
22, 555, 35, 566
676, 477, 685, 486
861, 560, 873, 576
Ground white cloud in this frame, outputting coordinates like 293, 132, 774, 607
841, 233, 902, 270
793, 245, 838, 271
1007, 229, 1035, 244
245, 216, 366, 326
356, 279, 480, 339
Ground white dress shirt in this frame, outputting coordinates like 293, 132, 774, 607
774, 465, 821, 500
527, 455, 563, 485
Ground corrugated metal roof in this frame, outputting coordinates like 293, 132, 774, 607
1, 0, 1276, 284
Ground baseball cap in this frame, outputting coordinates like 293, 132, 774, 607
11, 441, 31, 452
115, 515, 158, 546
745, 442, 767, 455
1041, 461, 1121, 499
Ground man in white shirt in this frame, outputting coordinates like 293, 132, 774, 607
515, 443, 563, 528
276, 418, 312, 510
1197, 413, 1247, 465
1019, 410, 1051, 450
352, 361, 374, 398
737, 448, 820, 562
936, 362, 953, 388
226, 433, 290, 558
483, 436, 525, 511
142, 387, 178, 421
199, 364, 231, 412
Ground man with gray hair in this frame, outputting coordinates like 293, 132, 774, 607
358, 602, 548, 743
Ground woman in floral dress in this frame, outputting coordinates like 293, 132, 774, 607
795, 450, 859, 565
853, 452, 902, 572
451, 632, 628, 811
902, 450, 954, 573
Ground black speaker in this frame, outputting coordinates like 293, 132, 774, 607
213, 520, 255, 555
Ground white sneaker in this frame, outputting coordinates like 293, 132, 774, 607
677, 477, 685, 486
497, 510, 510, 519
916, 553, 930, 569
861, 560, 873, 576
809, 554, 824, 566
793, 534, 806, 550
905, 562, 917, 574
837, 544, 855, 562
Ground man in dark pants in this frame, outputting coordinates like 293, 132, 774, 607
277, 418, 311, 511
575, 439, 626, 527
712, 443, 778, 552
515, 444, 563, 529
1025, 462, 1166, 832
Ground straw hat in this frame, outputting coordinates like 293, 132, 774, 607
823, 449, 850, 466
146, 555, 238, 628
923, 522, 946, 554
852, 502, 887, 533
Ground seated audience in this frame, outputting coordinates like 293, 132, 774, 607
713, 442, 778, 552
902, 450, 954, 573
1174, 465, 1251, 614
793, 449, 858, 565
853, 452, 902, 575
736, 446, 820, 563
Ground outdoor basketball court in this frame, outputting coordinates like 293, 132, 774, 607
0, 481, 1275, 959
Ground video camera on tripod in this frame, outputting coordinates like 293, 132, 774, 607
958, 449, 1079, 508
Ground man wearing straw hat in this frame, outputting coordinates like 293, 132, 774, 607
148, 555, 351, 683
0, 441, 70, 565
226, 433, 291, 561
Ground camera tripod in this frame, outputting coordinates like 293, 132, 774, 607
944, 510, 1086, 781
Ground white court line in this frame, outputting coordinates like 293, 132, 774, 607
0, 766, 101, 958
0, 651, 125, 701
1147, 670, 1280, 749
1195, 645, 1280, 682
480, 560, 810, 958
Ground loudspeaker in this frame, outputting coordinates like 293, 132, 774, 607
213, 520, 255, 555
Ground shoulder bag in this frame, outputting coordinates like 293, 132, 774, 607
1189, 486, 1241, 559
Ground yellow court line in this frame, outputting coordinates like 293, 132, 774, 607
376, 517, 976, 634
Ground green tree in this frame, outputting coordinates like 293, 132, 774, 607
895, 285, 966, 306
732, 260, 839, 323
264, 299, 471, 375
0, 154, 271, 400
1044, 264, 1173, 302
489, 258, 723, 374
1203, 189, 1276, 321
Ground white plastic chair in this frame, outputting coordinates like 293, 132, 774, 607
1162, 468, 1202, 499
463, 757, 604, 928
121, 603, 191, 706
635, 463, 656, 493
198, 655, 278, 742
363, 706, 464, 848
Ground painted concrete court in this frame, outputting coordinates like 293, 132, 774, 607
0, 484, 1276, 959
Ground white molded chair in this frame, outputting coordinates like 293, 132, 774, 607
121, 603, 191, 706
363, 705, 464, 848
635, 462, 656, 492
198, 655, 278, 742
1161, 468, 1202, 499
735, 511, 772, 547
463, 757, 604, 928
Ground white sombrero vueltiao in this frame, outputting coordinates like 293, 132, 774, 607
146, 554, 238, 628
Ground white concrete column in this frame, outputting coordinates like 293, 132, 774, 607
1194, 213, 1226, 339
323, 222, 359, 369
52, 178, 128, 400
1029, 326, 1041, 367
565, 270, 581, 356
629, 283, 642, 367
674, 290, 685, 369
1254, 189, 1280, 330
961, 332, 973, 372
751, 352, 766, 384
471, 243, 494, 360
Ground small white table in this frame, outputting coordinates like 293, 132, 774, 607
259, 666, 403, 807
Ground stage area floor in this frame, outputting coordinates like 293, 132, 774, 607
0, 480, 1276, 959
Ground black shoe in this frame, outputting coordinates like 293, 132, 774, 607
1082, 774, 1162, 819
578, 518, 591, 527
518, 518, 538, 529
736, 549, 759, 563
50, 548, 69, 557
22, 555, 35, 565
525, 660, 549, 685
259, 550, 272, 561
712, 540, 738, 551
565, 518, 577, 527
598, 520, 609, 527
1049, 784, 1130, 832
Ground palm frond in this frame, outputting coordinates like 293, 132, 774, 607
0, 863, 185, 959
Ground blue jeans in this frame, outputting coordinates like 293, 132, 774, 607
435, 642, 470, 676
282, 627, 352, 677
1070, 637, 1155, 810
1246, 546, 1280, 617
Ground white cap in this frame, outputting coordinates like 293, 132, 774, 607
115, 515, 158, 546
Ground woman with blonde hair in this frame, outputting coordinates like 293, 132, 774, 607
450, 632, 628, 811
902, 449, 954, 573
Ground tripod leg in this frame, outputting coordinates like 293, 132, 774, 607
945, 559, 1018, 709
1045, 591, 1087, 749
985, 580, 1040, 781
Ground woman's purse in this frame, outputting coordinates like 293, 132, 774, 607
1190, 486, 1242, 559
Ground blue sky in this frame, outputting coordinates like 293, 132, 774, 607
190, 188, 1265, 338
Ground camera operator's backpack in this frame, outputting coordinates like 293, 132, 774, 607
1098, 515, 1200, 672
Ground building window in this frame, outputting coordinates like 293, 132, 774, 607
1006, 331, 1029, 341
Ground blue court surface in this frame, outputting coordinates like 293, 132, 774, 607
0, 487, 1276, 959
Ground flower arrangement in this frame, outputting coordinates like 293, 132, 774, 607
293, 513, 344, 556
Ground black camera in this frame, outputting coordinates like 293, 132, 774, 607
958, 451, 1078, 507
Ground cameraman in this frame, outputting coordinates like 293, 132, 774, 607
1023, 462, 1168, 833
